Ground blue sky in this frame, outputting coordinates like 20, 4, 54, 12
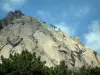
0, 0, 100, 54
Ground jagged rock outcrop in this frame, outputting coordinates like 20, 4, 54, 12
0, 10, 100, 69
0, 10, 24, 29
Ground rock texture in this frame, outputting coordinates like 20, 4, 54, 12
0, 10, 100, 69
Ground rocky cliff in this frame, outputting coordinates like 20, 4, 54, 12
0, 10, 100, 69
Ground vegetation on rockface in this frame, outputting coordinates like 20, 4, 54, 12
93, 50, 97, 56
0, 50, 100, 75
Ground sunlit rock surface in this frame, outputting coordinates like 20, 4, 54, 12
0, 10, 100, 69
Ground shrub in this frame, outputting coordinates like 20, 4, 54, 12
0, 49, 100, 75
93, 50, 97, 56
0, 50, 48, 75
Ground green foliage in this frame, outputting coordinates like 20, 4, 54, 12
43, 21, 46, 24
0, 50, 100, 75
0, 50, 48, 75
78, 66, 100, 75
93, 50, 97, 56
50, 60, 69, 75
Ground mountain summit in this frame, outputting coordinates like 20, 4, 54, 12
0, 10, 100, 69
0, 10, 24, 29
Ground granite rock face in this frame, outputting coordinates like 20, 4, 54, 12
0, 10, 100, 69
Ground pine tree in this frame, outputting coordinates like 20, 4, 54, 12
0, 50, 48, 75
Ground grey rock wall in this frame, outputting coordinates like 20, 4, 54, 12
0, 11, 100, 69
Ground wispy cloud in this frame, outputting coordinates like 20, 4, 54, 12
84, 20, 100, 53
55, 22, 76, 36
36, 10, 77, 36
3, 3, 14, 12
74, 8, 89, 17
2, 0, 27, 12
8, 0, 26, 5
69, 4, 90, 18
74, 7, 90, 17
36, 10, 55, 22
62, 11, 67, 17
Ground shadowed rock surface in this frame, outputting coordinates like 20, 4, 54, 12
0, 10, 100, 69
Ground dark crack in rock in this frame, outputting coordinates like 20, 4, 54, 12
58, 50, 67, 54
7, 37, 23, 48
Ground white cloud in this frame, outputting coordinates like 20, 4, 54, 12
36, 10, 55, 22
9, 0, 26, 4
3, 3, 14, 12
74, 7, 90, 17
69, 4, 90, 18
2, 0, 27, 12
62, 11, 67, 17
55, 22, 76, 36
84, 20, 100, 53
36, 10, 49, 20
36, 10, 76, 36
